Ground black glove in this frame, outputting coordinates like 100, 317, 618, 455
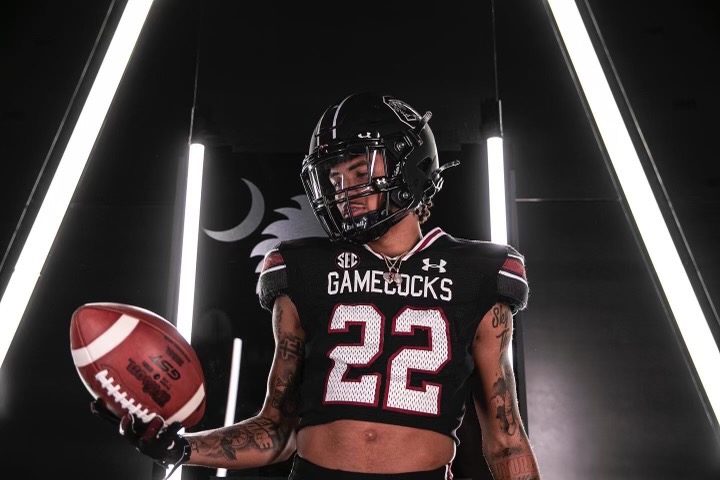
90, 399, 191, 475
90, 397, 122, 427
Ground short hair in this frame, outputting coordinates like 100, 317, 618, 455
414, 199, 433, 224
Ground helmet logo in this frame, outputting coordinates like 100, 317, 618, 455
383, 97, 421, 127
336, 252, 359, 269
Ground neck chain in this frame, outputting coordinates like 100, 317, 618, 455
381, 250, 410, 285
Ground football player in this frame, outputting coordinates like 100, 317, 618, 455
93, 92, 543, 480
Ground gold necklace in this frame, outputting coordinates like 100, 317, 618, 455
381, 250, 410, 285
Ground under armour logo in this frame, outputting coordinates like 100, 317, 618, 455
422, 258, 447, 273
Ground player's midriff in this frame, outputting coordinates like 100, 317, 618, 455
297, 419, 455, 472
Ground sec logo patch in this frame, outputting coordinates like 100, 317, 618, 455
336, 252, 358, 269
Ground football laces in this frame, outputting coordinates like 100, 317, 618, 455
95, 369, 160, 423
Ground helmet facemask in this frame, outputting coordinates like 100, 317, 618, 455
301, 142, 413, 244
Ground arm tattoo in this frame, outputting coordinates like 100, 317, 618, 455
489, 305, 518, 436
273, 305, 283, 339
271, 332, 304, 416
491, 377, 518, 436
492, 305, 511, 353
277, 333, 305, 361
271, 372, 299, 416
488, 452, 539, 480
187, 416, 284, 460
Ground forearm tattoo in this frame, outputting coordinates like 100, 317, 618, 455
187, 416, 284, 460
189, 305, 306, 462
487, 449, 539, 480
491, 377, 518, 436
271, 371, 299, 416
272, 326, 304, 414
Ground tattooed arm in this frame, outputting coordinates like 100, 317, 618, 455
182, 295, 304, 469
471, 302, 542, 480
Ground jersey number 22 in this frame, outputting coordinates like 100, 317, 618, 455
323, 304, 450, 416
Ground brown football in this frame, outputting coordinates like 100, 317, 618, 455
70, 302, 206, 428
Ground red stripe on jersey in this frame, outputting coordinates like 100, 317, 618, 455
262, 251, 285, 271
502, 257, 526, 278
412, 228, 444, 254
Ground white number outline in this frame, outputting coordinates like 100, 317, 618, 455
323, 304, 385, 406
384, 307, 451, 416
322, 304, 451, 416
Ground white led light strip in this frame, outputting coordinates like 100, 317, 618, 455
175, 143, 206, 342
487, 136, 508, 246
217, 337, 244, 478
167, 142, 206, 480
547, 0, 720, 422
0, 0, 155, 369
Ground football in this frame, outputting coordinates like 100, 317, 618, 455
70, 302, 206, 428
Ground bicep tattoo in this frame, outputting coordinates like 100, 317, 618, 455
492, 304, 512, 354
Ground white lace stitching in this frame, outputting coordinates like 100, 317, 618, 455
95, 369, 161, 423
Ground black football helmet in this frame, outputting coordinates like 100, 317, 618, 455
300, 92, 459, 244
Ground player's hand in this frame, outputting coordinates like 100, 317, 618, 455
119, 413, 191, 471
90, 398, 190, 472
90, 398, 122, 427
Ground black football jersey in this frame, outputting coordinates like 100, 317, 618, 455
257, 227, 529, 444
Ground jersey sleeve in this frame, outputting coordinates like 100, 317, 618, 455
257, 244, 289, 312
497, 245, 529, 314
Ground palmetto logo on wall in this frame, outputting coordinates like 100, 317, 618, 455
194, 151, 326, 329
202, 179, 326, 290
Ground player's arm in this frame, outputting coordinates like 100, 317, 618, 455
471, 302, 542, 480
182, 294, 304, 469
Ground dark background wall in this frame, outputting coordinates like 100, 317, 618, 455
0, 1, 718, 479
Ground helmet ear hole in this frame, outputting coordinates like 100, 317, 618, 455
415, 156, 433, 176
390, 188, 414, 208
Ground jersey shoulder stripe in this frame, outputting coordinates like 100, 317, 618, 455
257, 245, 288, 312
256, 237, 334, 312
497, 245, 529, 313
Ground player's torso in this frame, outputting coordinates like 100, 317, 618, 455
279, 228, 506, 439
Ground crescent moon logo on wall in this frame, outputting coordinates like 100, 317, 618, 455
203, 178, 265, 242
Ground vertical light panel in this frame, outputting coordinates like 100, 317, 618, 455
487, 136, 508, 245
168, 142, 205, 480
0, 0, 155, 369
217, 337, 244, 478
487, 135, 512, 362
546, 0, 720, 422
175, 143, 205, 341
